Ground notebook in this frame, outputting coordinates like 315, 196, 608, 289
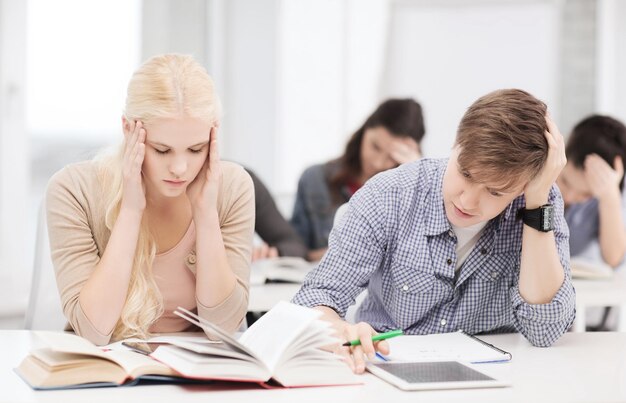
384, 330, 512, 364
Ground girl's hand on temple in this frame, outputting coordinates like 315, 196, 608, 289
390, 137, 421, 165
187, 126, 221, 220
121, 119, 146, 213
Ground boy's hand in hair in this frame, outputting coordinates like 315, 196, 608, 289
524, 116, 567, 208
585, 154, 624, 201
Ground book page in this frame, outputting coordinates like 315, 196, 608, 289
104, 350, 176, 378
238, 301, 322, 371
386, 332, 511, 363
36, 331, 109, 360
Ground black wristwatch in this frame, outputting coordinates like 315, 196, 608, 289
518, 204, 554, 232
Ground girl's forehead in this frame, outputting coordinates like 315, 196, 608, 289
145, 117, 211, 145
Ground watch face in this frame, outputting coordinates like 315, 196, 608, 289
541, 206, 554, 230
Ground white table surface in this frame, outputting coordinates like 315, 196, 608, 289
2, 330, 626, 403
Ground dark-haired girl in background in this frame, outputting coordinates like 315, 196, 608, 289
291, 98, 426, 261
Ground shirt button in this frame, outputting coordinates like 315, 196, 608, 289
448, 230, 454, 237
491, 271, 498, 279
440, 319, 447, 326
187, 254, 197, 264
402, 284, 409, 292
446, 258, 452, 265
481, 248, 487, 255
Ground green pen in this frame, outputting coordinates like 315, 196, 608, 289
342, 329, 403, 347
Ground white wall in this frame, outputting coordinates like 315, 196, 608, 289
596, 0, 626, 122
382, 0, 561, 158
0, 0, 28, 316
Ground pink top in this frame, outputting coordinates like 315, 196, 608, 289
47, 160, 254, 345
149, 221, 198, 333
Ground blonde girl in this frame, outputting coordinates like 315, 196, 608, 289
46, 54, 254, 345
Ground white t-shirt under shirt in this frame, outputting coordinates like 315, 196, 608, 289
451, 221, 488, 271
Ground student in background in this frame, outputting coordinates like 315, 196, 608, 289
246, 168, 308, 261
46, 54, 254, 345
293, 89, 575, 373
557, 115, 626, 267
557, 115, 626, 331
291, 98, 425, 261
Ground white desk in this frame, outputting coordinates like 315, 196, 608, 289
2, 330, 626, 402
573, 272, 626, 332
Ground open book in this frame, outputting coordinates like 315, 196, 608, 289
249, 257, 315, 285
570, 257, 614, 280
385, 330, 512, 364
15, 331, 191, 390
150, 302, 358, 387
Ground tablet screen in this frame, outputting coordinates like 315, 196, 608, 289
368, 361, 509, 391
372, 361, 494, 383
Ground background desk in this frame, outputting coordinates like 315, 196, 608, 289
249, 277, 626, 332
249, 283, 301, 312
2, 330, 626, 403
573, 273, 626, 332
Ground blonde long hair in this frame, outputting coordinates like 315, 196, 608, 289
96, 54, 221, 340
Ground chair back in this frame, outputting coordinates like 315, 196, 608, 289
24, 202, 66, 330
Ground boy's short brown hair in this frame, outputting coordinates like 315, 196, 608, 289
455, 89, 548, 191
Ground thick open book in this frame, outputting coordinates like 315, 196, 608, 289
15, 331, 192, 390
385, 330, 512, 364
150, 302, 358, 387
570, 257, 614, 280
249, 257, 315, 285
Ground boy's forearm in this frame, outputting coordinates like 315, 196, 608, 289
518, 227, 565, 304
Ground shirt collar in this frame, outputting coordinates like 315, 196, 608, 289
424, 160, 452, 236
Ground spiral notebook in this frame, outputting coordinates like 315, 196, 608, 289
384, 330, 512, 364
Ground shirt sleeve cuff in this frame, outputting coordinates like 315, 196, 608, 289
510, 278, 576, 323
509, 277, 576, 346
291, 286, 347, 318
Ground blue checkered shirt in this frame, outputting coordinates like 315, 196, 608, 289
292, 158, 576, 347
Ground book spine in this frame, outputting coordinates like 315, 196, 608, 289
458, 330, 513, 360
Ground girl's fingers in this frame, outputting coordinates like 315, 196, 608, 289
125, 121, 142, 161
209, 126, 220, 171
615, 156, 624, 178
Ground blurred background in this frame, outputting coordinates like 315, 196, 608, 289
1, 0, 625, 327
